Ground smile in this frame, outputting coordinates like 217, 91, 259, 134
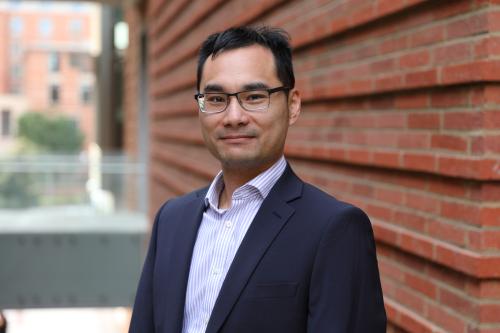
220, 135, 255, 143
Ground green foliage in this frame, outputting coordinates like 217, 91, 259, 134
17, 112, 84, 153
0, 172, 38, 208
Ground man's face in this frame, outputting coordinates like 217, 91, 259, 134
198, 45, 300, 172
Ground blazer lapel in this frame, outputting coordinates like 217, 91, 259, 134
206, 165, 303, 333
159, 189, 207, 333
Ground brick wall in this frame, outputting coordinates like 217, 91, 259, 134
124, 0, 500, 331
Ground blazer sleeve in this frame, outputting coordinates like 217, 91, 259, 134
129, 203, 165, 333
307, 206, 387, 333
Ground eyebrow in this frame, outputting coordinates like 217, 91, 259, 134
242, 82, 269, 90
203, 84, 224, 92
202, 82, 270, 93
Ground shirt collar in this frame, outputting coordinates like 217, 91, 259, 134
204, 156, 287, 209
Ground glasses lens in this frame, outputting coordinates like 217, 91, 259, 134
239, 90, 269, 111
201, 93, 227, 113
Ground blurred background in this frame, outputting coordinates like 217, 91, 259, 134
0, 1, 147, 331
1, 0, 500, 332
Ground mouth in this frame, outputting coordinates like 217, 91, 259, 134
219, 134, 256, 143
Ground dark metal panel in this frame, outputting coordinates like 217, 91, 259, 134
0, 231, 147, 309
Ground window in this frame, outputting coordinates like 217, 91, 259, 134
48, 53, 60, 72
80, 85, 92, 104
69, 19, 83, 37
50, 85, 60, 104
70, 53, 81, 68
38, 18, 53, 37
1, 110, 11, 137
9, 17, 23, 37
70, 53, 92, 72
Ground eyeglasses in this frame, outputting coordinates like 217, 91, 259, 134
194, 86, 290, 114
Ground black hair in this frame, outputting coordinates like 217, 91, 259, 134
196, 26, 295, 91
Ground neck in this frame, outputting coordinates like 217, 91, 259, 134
218, 157, 280, 209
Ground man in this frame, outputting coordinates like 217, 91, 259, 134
129, 26, 386, 333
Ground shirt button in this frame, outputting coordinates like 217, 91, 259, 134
224, 220, 233, 228
213, 268, 221, 275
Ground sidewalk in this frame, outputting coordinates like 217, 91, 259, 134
4, 308, 130, 333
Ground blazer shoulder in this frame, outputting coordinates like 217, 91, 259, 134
300, 182, 372, 231
155, 186, 209, 219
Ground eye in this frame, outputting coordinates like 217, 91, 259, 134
243, 92, 267, 103
205, 94, 226, 104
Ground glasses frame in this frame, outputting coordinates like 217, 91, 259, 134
194, 86, 290, 114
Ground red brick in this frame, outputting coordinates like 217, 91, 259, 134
471, 136, 485, 155
410, 25, 445, 47
378, 258, 404, 282
346, 148, 372, 164
399, 233, 434, 258
441, 62, 481, 84
428, 219, 466, 247
408, 112, 440, 129
404, 153, 436, 171
371, 58, 396, 73
427, 302, 467, 333
406, 192, 439, 214
395, 93, 429, 109
443, 112, 483, 130
483, 110, 500, 129
474, 36, 500, 59
441, 201, 481, 225
484, 86, 500, 103
434, 42, 471, 65
438, 157, 486, 179
395, 286, 425, 313
431, 134, 468, 152
478, 183, 500, 201
432, 0, 472, 20
481, 230, 500, 250
480, 303, 500, 323
477, 280, 500, 298
446, 13, 489, 39
397, 133, 430, 149
399, 50, 431, 68
428, 180, 468, 198
405, 272, 437, 299
376, 74, 403, 91
373, 223, 398, 244
380, 35, 408, 54
372, 151, 400, 167
404, 69, 438, 88
393, 210, 427, 232
376, 0, 407, 16
366, 203, 393, 221
488, 10, 500, 31
428, 263, 467, 291
376, 113, 407, 128
375, 187, 404, 205
439, 287, 478, 317
431, 89, 469, 107
480, 256, 500, 277
484, 135, 500, 154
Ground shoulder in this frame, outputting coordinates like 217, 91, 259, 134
155, 186, 209, 219
298, 181, 372, 236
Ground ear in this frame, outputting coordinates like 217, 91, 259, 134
287, 88, 301, 125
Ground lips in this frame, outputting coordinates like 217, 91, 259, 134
219, 133, 256, 143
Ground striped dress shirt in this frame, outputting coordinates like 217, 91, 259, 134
181, 156, 287, 333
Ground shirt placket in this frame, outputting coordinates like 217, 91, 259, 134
207, 206, 236, 306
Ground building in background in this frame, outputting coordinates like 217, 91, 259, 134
123, 0, 500, 332
0, 1, 100, 153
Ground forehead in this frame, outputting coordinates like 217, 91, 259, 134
200, 45, 280, 90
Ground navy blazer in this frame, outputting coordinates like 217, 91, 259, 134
129, 165, 386, 333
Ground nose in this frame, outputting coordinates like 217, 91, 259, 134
222, 95, 249, 127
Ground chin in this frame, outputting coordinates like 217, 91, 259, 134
220, 155, 261, 169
